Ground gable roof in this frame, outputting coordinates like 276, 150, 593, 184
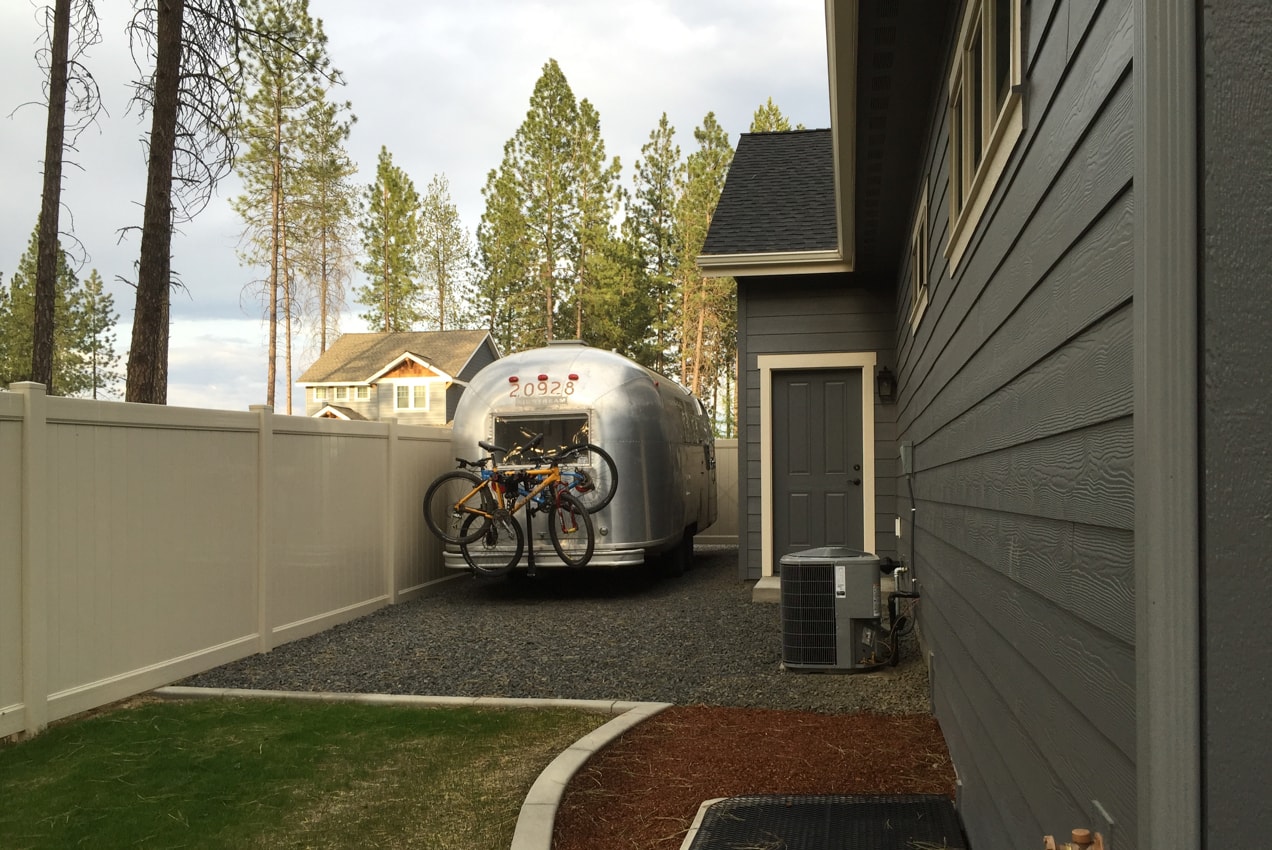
297, 330, 496, 385
698, 130, 847, 277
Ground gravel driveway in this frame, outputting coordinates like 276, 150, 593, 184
181, 547, 930, 715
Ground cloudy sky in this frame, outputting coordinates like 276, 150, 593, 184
0, 0, 830, 413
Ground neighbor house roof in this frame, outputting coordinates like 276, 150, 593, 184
297, 330, 496, 384
698, 129, 846, 277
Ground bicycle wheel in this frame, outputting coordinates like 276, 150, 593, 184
459, 511, 523, 577
423, 470, 492, 544
563, 443, 618, 513
547, 489, 595, 567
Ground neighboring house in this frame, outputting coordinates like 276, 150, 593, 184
701, 2, 1269, 850
296, 330, 499, 425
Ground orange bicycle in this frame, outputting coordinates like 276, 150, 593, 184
423, 437, 595, 573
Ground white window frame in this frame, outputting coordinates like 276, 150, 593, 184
946, 0, 1024, 270
333, 386, 349, 402
909, 179, 931, 333
394, 381, 436, 411
354, 385, 370, 401
313, 386, 329, 402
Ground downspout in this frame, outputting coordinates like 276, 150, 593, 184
1133, 0, 1201, 846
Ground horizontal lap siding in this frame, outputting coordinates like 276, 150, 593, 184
896, 0, 1137, 848
738, 276, 894, 579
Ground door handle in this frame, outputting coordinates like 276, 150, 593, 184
851, 478, 862, 486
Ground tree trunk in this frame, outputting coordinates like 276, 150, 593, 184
266, 95, 281, 408
33, 0, 71, 393
281, 195, 293, 415
126, 0, 185, 405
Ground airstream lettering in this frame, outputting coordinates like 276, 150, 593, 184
444, 341, 717, 572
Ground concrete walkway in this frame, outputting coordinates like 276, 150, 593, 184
154, 686, 673, 850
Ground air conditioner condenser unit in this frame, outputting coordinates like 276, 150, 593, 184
779, 546, 882, 671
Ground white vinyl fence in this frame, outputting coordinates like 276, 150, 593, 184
2, 384, 738, 738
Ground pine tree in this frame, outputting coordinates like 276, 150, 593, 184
749, 96, 805, 132
80, 269, 122, 399
0, 229, 117, 398
356, 146, 423, 332
675, 113, 735, 398
476, 156, 532, 353
418, 173, 474, 331
501, 59, 580, 345
233, 0, 339, 410
292, 94, 358, 355
628, 113, 684, 374
569, 98, 623, 341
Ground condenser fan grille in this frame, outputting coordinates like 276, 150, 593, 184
781, 563, 838, 666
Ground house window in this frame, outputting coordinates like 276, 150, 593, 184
314, 387, 329, 402
395, 383, 432, 411
354, 386, 370, 401
909, 181, 930, 333
946, 0, 1023, 269
334, 386, 348, 402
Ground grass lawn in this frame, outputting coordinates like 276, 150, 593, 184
0, 697, 604, 849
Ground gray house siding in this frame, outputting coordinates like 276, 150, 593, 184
1201, 0, 1272, 844
449, 341, 500, 422
895, 0, 1137, 848
737, 274, 896, 580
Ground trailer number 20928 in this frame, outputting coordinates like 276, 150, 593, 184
509, 380, 576, 398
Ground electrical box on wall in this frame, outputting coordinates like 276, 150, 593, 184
900, 441, 914, 475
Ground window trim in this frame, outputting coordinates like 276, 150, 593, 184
909, 179, 931, 333
945, 0, 1024, 270
393, 380, 437, 412
354, 385, 370, 401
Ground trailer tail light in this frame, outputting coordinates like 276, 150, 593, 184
508, 376, 518, 383
537, 374, 549, 381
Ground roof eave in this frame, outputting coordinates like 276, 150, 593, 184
698, 249, 851, 278
826, 0, 857, 271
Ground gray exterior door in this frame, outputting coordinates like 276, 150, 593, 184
772, 369, 864, 564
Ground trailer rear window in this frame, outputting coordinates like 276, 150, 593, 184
494, 414, 591, 462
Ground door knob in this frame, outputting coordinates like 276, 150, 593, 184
851, 478, 862, 486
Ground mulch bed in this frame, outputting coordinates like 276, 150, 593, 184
552, 705, 956, 850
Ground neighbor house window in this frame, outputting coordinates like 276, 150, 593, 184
909, 181, 930, 333
314, 387, 329, 402
354, 386, 370, 401
946, 0, 1023, 269
395, 383, 432, 411
334, 386, 348, 402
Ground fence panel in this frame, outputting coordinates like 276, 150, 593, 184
41, 398, 261, 723
270, 416, 393, 643
0, 392, 25, 738
392, 424, 456, 598
699, 438, 740, 544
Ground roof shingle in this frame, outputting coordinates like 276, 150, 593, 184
297, 330, 494, 384
700, 129, 838, 257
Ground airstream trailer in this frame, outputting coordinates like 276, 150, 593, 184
444, 341, 718, 572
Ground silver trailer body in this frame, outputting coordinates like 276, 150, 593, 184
444, 341, 718, 570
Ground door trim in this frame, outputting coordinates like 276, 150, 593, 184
758, 352, 877, 577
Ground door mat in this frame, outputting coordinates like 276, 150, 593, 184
684, 794, 968, 850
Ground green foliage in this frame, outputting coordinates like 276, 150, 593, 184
0, 229, 119, 398
627, 113, 684, 374
356, 145, 424, 332
674, 113, 737, 429
750, 96, 805, 132
478, 58, 619, 349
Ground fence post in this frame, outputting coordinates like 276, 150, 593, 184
14, 382, 48, 736
250, 405, 274, 653
385, 417, 399, 604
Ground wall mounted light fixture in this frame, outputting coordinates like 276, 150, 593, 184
877, 366, 897, 404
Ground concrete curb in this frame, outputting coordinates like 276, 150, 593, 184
154, 685, 651, 716
510, 701, 673, 850
153, 687, 673, 850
